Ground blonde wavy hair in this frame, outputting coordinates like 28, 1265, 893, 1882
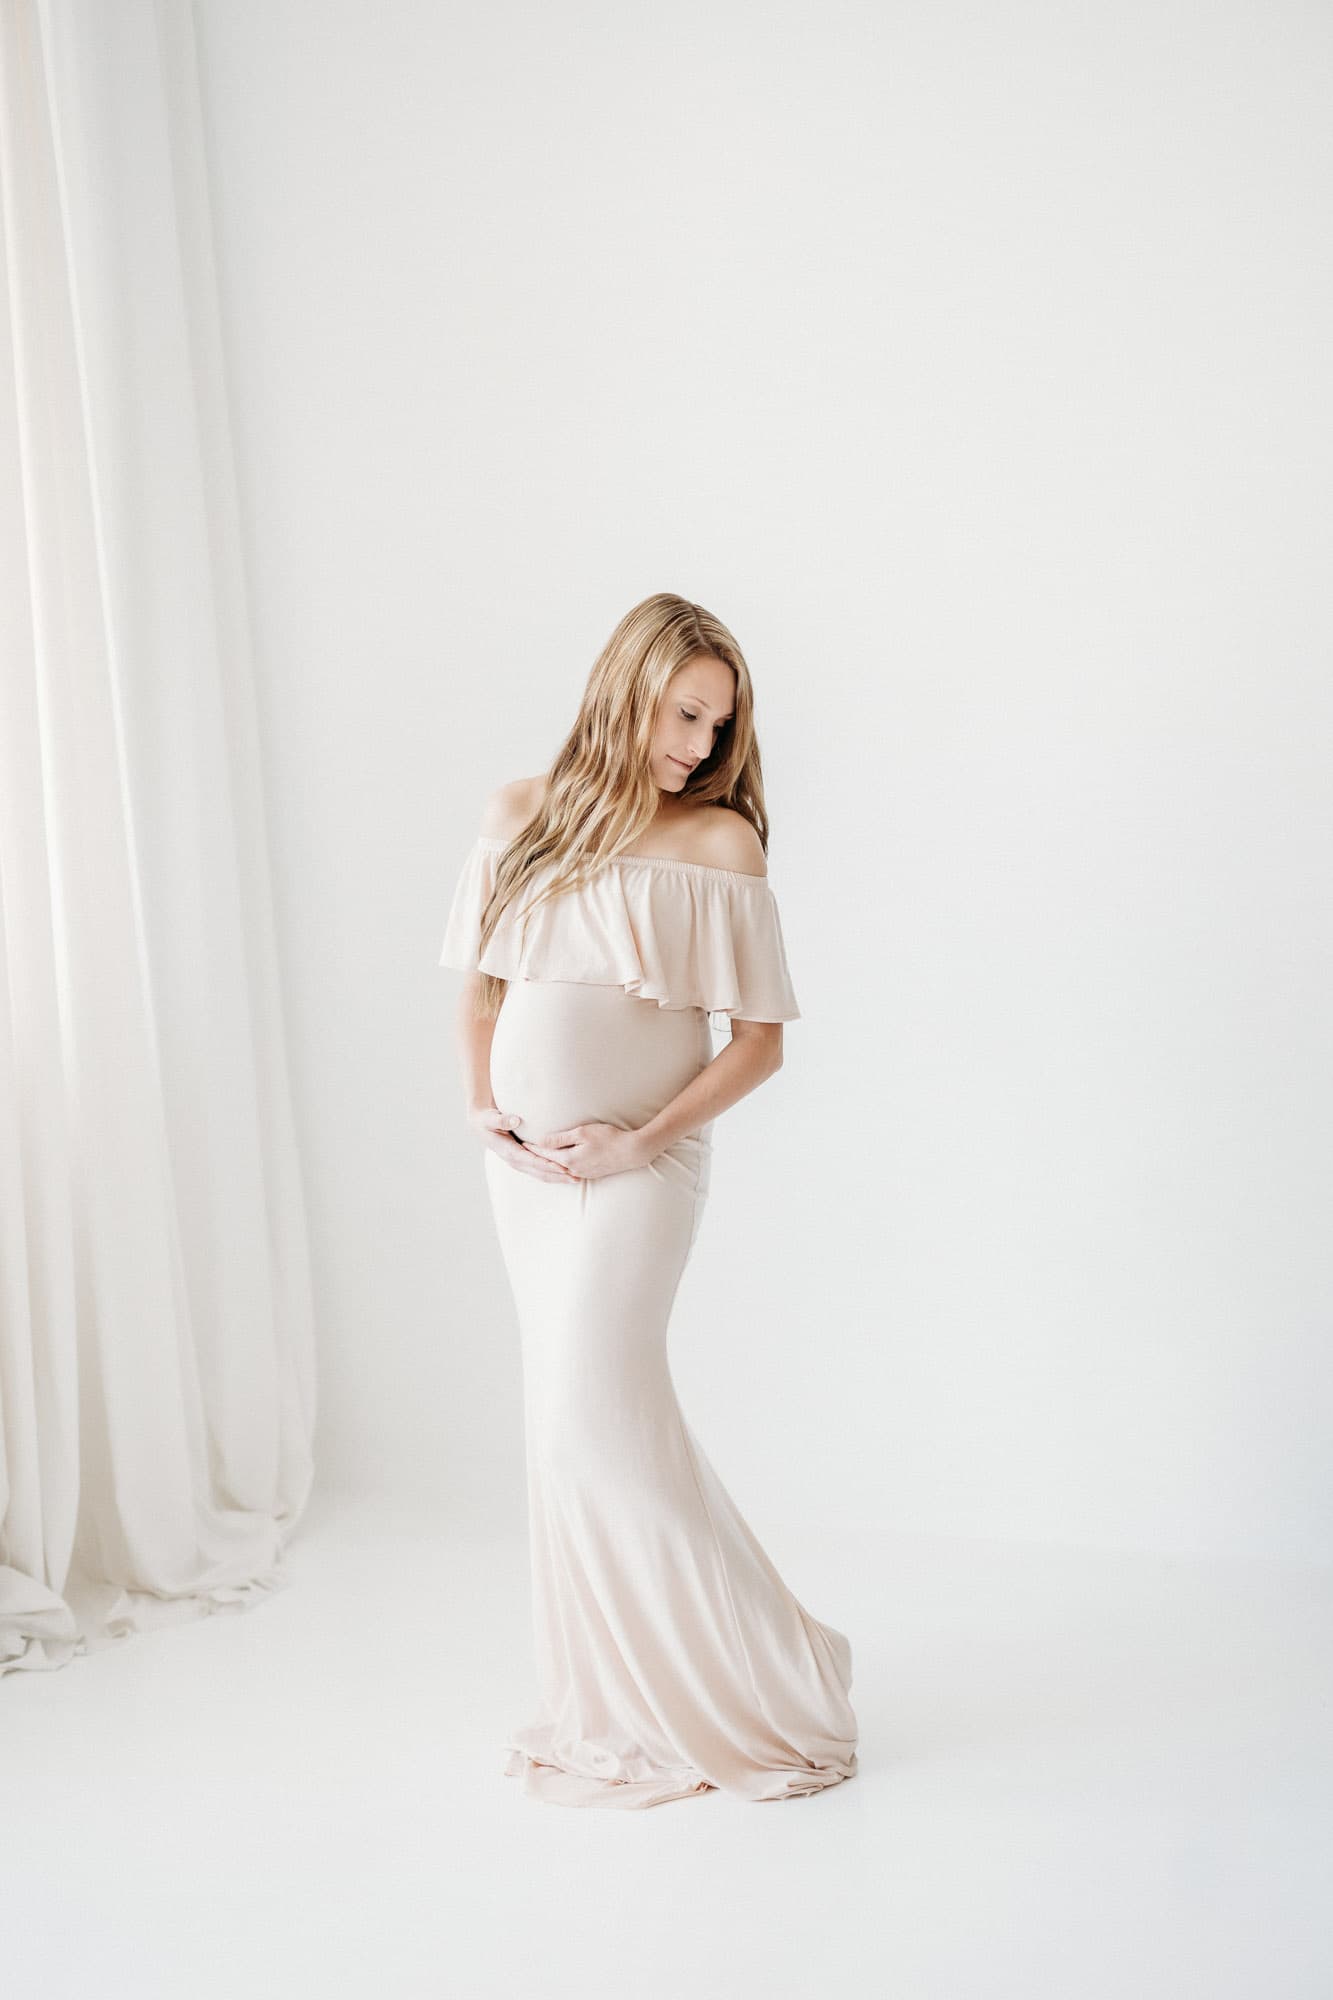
472, 591, 772, 1020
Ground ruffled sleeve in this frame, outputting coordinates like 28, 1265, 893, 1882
438, 837, 800, 1027
438, 835, 500, 971
688, 872, 801, 1026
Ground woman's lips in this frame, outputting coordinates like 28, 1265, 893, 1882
668, 756, 693, 770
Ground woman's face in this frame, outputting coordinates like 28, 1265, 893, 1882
650, 655, 736, 795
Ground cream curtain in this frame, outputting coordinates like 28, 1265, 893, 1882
0, 0, 315, 1672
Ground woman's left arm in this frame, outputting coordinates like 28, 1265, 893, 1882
634, 1020, 782, 1160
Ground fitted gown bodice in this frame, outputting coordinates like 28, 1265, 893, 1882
440, 831, 858, 1808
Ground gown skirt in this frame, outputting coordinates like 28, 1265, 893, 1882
485, 973, 858, 1808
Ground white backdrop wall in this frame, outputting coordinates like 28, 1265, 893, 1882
190, 0, 1332, 1567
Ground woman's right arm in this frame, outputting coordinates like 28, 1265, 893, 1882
455, 969, 576, 1185
455, 772, 573, 1184
456, 969, 501, 1116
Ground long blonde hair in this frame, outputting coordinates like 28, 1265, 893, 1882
472, 591, 772, 1019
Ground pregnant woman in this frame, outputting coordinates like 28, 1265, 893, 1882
439, 591, 858, 1808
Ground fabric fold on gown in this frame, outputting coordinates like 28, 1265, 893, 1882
441, 830, 857, 1808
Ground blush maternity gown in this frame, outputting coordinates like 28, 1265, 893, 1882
439, 832, 858, 1808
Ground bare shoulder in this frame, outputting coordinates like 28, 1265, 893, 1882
478, 774, 546, 841
690, 806, 768, 877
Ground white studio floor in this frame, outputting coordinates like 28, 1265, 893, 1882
5, 1486, 1331, 2000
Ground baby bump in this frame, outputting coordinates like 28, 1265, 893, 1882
489, 978, 714, 1145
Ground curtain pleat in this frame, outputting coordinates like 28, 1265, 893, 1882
0, 0, 316, 1673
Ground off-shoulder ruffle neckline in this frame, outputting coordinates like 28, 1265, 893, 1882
474, 833, 770, 885
444, 831, 800, 1019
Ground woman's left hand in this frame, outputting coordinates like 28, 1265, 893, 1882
522, 1121, 650, 1180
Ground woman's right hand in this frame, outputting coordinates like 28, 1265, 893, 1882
468, 1104, 578, 1184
